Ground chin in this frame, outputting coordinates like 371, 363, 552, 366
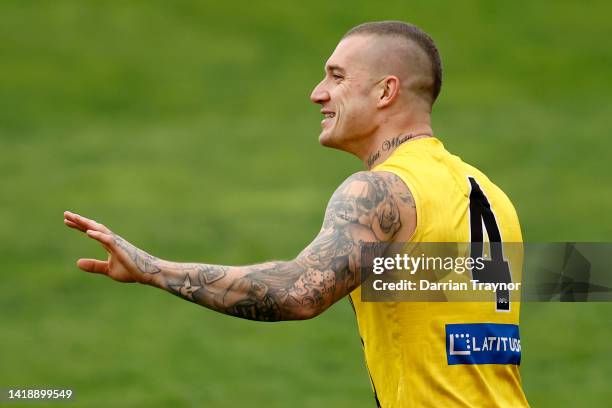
319, 130, 353, 154
318, 131, 334, 147
319, 126, 341, 146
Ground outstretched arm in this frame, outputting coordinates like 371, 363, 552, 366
64, 171, 415, 321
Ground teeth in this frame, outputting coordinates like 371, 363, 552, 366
324, 113, 335, 118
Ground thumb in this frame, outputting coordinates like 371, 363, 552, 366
77, 258, 109, 275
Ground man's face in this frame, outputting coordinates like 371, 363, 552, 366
310, 36, 380, 150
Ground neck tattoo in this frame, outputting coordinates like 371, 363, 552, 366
366, 132, 432, 169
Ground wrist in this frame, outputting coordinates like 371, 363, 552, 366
139, 258, 167, 289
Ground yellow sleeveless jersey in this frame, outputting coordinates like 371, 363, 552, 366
349, 137, 529, 407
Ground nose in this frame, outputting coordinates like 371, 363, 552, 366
310, 79, 330, 104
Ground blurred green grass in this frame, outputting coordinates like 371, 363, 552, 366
1, 1, 611, 406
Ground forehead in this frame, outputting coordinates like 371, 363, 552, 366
325, 35, 373, 72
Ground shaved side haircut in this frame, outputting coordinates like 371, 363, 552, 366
343, 21, 443, 104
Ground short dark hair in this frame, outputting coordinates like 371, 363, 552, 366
343, 21, 442, 103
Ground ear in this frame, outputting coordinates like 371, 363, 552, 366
377, 76, 400, 108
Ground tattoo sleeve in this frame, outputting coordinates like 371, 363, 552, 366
133, 171, 414, 321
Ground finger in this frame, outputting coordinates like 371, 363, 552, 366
64, 211, 97, 230
85, 230, 134, 268
77, 258, 109, 274
64, 218, 87, 232
64, 211, 112, 234
86, 229, 115, 250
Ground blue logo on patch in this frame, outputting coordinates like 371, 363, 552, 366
446, 323, 521, 365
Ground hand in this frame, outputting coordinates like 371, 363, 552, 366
63, 211, 160, 284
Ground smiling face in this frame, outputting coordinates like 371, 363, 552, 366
310, 36, 382, 151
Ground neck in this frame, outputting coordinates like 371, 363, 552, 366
363, 126, 433, 169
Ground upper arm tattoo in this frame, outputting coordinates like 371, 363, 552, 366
264, 171, 415, 317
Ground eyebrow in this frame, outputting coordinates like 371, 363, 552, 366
325, 64, 346, 74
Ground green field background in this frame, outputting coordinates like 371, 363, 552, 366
1, 1, 611, 406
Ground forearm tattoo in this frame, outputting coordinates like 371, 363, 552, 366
123, 172, 414, 322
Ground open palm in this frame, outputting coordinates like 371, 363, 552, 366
63, 211, 157, 284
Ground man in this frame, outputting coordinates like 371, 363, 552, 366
64, 21, 529, 407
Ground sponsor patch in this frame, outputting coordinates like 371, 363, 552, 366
446, 323, 521, 365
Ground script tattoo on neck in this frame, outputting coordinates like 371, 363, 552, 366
366, 133, 428, 169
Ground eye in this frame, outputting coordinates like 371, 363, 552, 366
332, 74, 343, 81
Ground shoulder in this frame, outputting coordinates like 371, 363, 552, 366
336, 171, 415, 206
326, 171, 416, 242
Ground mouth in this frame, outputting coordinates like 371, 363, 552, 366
320, 110, 336, 127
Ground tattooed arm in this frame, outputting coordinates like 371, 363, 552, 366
63, 171, 416, 321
